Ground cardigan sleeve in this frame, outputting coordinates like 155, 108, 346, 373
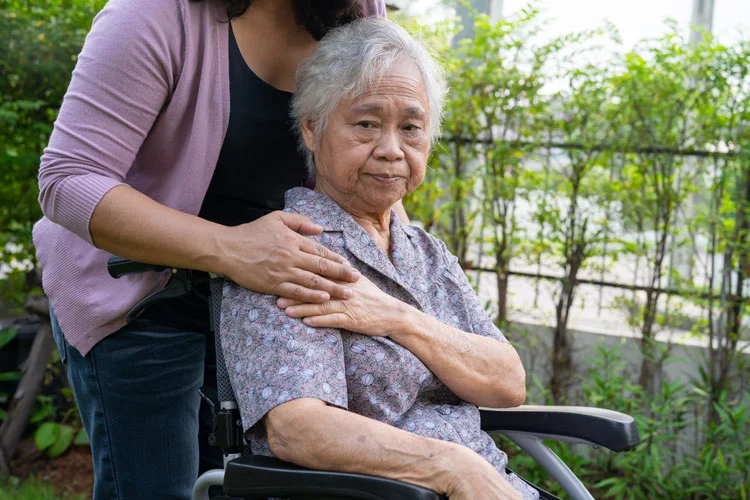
363, 0, 388, 17
37, 0, 185, 244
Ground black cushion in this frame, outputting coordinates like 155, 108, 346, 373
480, 405, 640, 452
223, 455, 447, 499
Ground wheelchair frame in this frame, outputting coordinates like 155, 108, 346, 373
107, 257, 640, 500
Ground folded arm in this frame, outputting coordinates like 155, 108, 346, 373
282, 274, 526, 408
389, 305, 525, 408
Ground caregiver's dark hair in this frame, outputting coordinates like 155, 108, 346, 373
192, 0, 364, 40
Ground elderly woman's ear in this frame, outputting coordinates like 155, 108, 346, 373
300, 119, 318, 155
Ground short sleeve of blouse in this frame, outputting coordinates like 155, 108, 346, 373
438, 240, 510, 345
219, 281, 348, 433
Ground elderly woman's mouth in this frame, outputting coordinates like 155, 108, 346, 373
368, 174, 403, 184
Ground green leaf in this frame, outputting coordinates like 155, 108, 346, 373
0, 328, 17, 349
0, 372, 20, 381
28, 403, 52, 423
74, 427, 89, 446
35, 422, 59, 451
47, 424, 74, 458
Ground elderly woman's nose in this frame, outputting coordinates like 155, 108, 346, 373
373, 129, 405, 161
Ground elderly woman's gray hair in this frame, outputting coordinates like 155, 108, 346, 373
292, 18, 447, 172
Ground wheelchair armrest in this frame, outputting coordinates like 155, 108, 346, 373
107, 256, 169, 278
223, 455, 446, 500
480, 405, 640, 452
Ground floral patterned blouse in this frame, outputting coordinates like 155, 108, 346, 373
219, 187, 538, 499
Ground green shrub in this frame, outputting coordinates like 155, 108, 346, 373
0, 0, 106, 309
0, 475, 85, 500
499, 345, 749, 499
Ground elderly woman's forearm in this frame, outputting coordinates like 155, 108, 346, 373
391, 305, 526, 408
266, 398, 464, 494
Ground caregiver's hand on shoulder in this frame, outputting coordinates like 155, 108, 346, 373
217, 211, 359, 303
278, 274, 405, 336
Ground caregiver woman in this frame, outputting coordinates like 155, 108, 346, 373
33, 1, 389, 498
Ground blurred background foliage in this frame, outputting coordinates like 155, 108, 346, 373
0, 0, 106, 312
398, 5, 750, 498
0, 0, 103, 490
0, 0, 748, 498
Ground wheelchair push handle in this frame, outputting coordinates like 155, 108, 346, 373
106, 256, 204, 323
107, 256, 170, 279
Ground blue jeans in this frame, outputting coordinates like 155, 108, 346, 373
50, 309, 222, 499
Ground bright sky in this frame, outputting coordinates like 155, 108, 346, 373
396, 0, 750, 48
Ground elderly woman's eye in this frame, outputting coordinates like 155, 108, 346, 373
403, 124, 421, 132
357, 121, 374, 129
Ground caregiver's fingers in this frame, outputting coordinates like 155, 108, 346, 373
297, 238, 360, 282
275, 282, 330, 304
277, 297, 304, 309
284, 300, 344, 318
288, 269, 353, 301
291, 256, 358, 300
276, 296, 335, 309
276, 211, 324, 236
302, 313, 350, 329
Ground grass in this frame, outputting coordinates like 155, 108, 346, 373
0, 476, 85, 500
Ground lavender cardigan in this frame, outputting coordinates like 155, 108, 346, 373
32, 0, 386, 356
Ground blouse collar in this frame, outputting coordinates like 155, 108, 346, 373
284, 187, 421, 295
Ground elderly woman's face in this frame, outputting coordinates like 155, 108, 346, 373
302, 58, 430, 216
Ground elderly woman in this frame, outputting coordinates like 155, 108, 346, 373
219, 18, 538, 500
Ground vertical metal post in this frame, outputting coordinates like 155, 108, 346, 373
690, 0, 715, 45
489, 0, 504, 24
455, 0, 504, 44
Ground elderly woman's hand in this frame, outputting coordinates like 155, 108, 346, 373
278, 274, 407, 336
443, 446, 523, 500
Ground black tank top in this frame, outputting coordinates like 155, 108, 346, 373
141, 24, 308, 332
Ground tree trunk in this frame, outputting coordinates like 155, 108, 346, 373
710, 158, 750, 419
550, 183, 585, 404
451, 142, 469, 266
495, 232, 509, 326
638, 290, 659, 395
550, 266, 580, 404
550, 306, 572, 404
549, 290, 573, 404
0, 295, 54, 477
496, 269, 508, 327
638, 194, 671, 396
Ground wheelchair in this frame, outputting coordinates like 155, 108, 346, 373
107, 256, 640, 500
